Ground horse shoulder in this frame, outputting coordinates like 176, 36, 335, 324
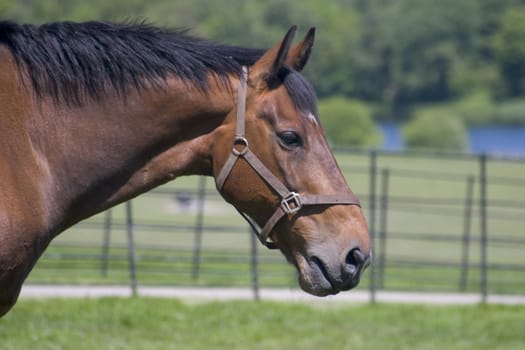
0, 46, 57, 316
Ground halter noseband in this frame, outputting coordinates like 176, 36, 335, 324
215, 67, 361, 249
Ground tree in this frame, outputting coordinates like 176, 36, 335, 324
403, 109, 468, 152
318, 97, 382, 147
5, 0, 148, 23
0, 0, 15, 17
352, 0, 487, 110
493, 6, 525, 97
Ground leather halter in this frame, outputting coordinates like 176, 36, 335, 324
215, 67, 362, 249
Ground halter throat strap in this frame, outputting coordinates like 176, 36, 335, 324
215, 67, 361, 249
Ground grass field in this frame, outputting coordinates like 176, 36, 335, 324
25, 150, 525, 294
1, 298, 524, 349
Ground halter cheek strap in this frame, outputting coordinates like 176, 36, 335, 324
215, 67, 361, 249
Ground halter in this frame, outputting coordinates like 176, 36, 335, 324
215, 67, 361, 249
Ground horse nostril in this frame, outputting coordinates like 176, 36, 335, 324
345, 248, 365, 273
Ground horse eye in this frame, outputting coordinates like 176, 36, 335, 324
277, 131, 302, 148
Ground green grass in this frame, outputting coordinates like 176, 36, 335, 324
1, 298, 524, 350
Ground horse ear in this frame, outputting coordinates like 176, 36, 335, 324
286, 27, 315, 72
250, 26, 297, 89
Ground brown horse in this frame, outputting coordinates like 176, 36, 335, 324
0, 21, 370, 316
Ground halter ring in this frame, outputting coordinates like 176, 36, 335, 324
232, 137, 249, 156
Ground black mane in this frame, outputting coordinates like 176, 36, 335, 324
0, 21, 317, 115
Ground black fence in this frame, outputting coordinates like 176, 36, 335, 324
29, 149, 525, 301
364, 150, 525, 302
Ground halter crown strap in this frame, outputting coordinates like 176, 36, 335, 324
215, 66, 361, 249
215, 67, 249, 190
235, 66, 248, 138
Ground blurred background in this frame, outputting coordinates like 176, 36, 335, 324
3, 0, 524, 300
3, 0, 525, 154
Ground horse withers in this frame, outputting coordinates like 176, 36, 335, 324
0, 21, 370, 316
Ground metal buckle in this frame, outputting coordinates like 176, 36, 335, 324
232, 137, 249, 156
281, 192, 302, 214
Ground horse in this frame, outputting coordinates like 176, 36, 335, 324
0, 21, 370, 317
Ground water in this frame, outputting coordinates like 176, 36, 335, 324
468, 126, 525, 156
379, 122, 405, 151
379, 123, 525, 156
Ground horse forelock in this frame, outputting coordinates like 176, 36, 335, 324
282, 69, 319, 122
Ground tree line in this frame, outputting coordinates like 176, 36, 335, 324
2, 0, 525, 150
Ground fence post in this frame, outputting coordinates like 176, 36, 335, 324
368, 149, 378, 304
479, 154, 488, 303
126, 201, 138, 297
192, 176, 207, 280
378, 168, 390, 289
459, 175, 474, 291
100, 209, 112, 277
250, 228, 260, 301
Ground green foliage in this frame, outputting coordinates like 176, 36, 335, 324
318, 97, 382, 147
0, 0, 13, 16
5, 0, 148, 22
449, 60, 502, 99
493, 6, 525, 97
452, 90, 496, 126
454, 92, 525, 125
403, 108, 468, 152
413, 91, 525, 126
492, 98, 525, 124
352, 0, 488, 104
3, 0, 525, 124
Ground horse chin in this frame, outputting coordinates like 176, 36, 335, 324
298, 275, 339, 297
294, 254, 340, 297
293, 249, 366, 297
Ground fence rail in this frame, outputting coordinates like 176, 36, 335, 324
27, 149, 525, 301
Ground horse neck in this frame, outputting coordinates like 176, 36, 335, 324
33, 76, 235, 232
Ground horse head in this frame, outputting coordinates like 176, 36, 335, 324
213, 27, 371, 296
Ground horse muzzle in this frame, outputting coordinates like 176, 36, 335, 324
299, 247, 371, 296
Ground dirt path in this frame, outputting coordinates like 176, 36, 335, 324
19, 285, 525, 305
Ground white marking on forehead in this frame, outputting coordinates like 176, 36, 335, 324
304, 111, 318, 126
269, 103, 318, 126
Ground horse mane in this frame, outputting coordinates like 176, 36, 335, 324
0, 20, 317, 115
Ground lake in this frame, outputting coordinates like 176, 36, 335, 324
379, 123, 525, 157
